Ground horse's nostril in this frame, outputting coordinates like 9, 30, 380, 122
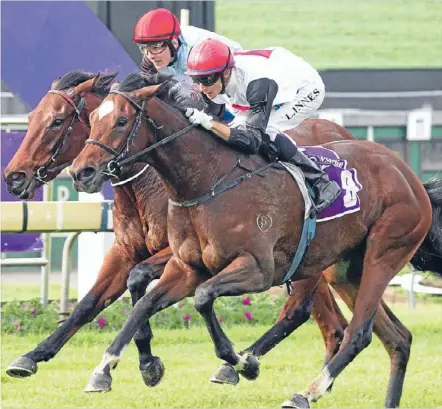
77, 167, 96, 183
6, 172, 26, 187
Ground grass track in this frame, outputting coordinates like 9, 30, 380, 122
1, 302, 441, 408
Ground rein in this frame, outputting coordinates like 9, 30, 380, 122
85, 88, 275, 206
85, 90, 197, 176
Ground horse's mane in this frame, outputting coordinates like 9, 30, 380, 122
52, 70, 115, 96
116, 72, 206, 111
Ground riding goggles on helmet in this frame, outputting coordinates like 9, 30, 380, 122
191, 72, 221, 87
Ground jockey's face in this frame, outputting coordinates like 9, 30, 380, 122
198, 77, 222, 100
140, 39, 178, 70
197, 70, 230, 100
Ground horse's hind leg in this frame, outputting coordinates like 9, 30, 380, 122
126, 247, 173, 388
330, 282, 412, 408
308, 273, 347, 368
376, 300, 412, 408
283, 204, 428, 408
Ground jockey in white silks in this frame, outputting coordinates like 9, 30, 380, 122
182, 39, 341, 214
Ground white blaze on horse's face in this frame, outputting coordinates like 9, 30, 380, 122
98, 100, 114, 120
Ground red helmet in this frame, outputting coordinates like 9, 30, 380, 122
186, 39, 235, 76
133, 8, 181, 43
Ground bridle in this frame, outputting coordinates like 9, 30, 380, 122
33, 90, 87, 184
85, 90, 196, 177
85, 89, 276, 210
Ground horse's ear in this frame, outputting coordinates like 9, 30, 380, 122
50, 76, 62, 90
93, 71, 119, 92
131, 84, 162, 101
74, 77, 96, 95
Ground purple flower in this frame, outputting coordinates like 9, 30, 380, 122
97, 316, 107, 328
183, 313, 191, 328
31, 307, 37, 316
14, 322, 21, 331
23, 304, 29, 311
244, 311, 253, 322
242, 297, 251, 306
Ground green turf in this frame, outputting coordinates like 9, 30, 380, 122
216, 0, 442, 69
2, 302, 441, 408
1, 283, 78, 303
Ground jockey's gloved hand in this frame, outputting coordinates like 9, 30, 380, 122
185, 108, 213, 130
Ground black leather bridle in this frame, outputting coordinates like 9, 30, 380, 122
33, 90, 86, 184
85, 90, 196, 176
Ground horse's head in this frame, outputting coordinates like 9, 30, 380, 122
3, 70, 117, 199
70, 73, 205, 193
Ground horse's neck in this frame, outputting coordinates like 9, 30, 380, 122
113, 164, 160, 199
148, 101, 237, 202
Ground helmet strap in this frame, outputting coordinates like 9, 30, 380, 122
220, 74, 227, 94
167, 38, 180, 66
220, 48, 233, 94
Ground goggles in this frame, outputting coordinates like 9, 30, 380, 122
138, 41, 168, 55
191, 72, 221, 87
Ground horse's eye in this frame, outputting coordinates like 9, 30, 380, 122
51, 119, 63, 127
116, 117, 127, 127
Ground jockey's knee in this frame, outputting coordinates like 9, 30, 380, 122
273, 132, 298, 161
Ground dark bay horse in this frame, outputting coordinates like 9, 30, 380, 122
70, 73, 442, 408
3, 71, 349, 390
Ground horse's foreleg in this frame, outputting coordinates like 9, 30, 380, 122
126, 247, 173, 388
6, 244, 135, 379
85, 256, 204, 393
193, 254, 273, 386
209, 275, 320, 385
242, 276, 319, 359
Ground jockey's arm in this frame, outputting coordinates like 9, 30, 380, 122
187, 78, 278, 154
219, 78, 279, 153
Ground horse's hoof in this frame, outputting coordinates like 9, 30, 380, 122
84, 368, 112, 393
238, 353, 260, 381
210, 363, 239, 385
6, 356, 38, 378
281, 394, 310, 408
140, 356, 165, 387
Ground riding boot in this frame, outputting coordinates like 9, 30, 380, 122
288, 149, 341, 214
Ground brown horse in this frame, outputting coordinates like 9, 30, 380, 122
3, 70, 348, 389
70, 73, 442, 408
3, 71, 170, 386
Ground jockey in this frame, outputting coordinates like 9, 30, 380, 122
183, 39, 341, 214
133, 8, 242, 83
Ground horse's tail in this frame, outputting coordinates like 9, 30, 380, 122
410, 177, 442, 277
